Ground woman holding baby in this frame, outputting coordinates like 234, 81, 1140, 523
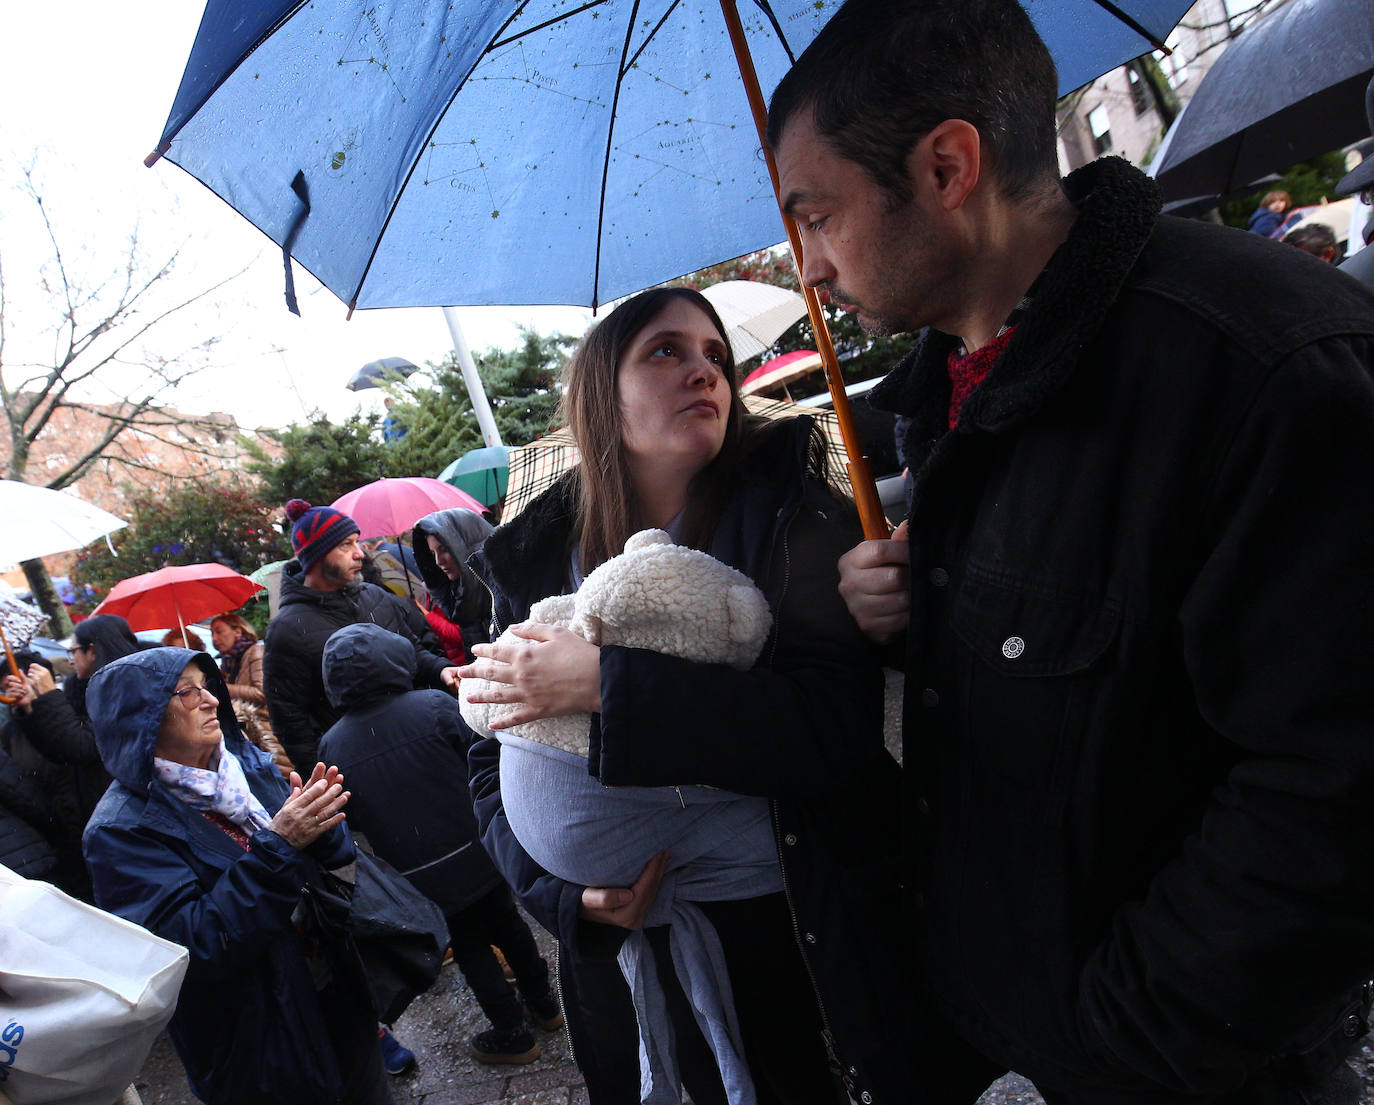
460, 287, 908, 1105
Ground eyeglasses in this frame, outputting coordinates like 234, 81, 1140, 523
66, 644, 87, 658
170, 685, 215, 707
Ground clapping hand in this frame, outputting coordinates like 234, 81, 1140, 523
268, 762, 349, 849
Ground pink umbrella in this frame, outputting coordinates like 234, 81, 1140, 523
331, 477, 486, 539
91, 563, 264, 636
740, 350, 824, 399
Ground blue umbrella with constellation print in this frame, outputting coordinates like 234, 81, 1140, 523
146, 0, 1194, 536
148, 0, 1192, 313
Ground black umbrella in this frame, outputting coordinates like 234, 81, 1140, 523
1151, 0, 1374, 203
346, 356, 421, 393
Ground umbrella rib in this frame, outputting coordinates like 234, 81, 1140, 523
146, 0, 312, 166
1087, 0, 1171, 54
624, 1, 684, 74
591, 0, 646, 311
749, 2, 798, 66
345, 2, 535, 313
490, 1, 611, 50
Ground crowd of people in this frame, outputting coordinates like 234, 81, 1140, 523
4, 1, 1374, 1104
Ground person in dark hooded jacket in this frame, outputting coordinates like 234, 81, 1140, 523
318, 623, 561, 1066
2, 617, 141, 899
412, 507, 495, 664
82, 646, 392, 1105
0, 744, 58, 881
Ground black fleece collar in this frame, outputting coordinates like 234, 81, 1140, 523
869, 157, 1162, 459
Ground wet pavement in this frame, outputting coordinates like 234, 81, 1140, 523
132, 672, 1374, 1103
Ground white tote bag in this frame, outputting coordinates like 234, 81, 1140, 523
0, 865, 187, 1105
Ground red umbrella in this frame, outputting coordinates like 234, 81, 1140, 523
91, 563, 264, 635
331, 477, 486, 540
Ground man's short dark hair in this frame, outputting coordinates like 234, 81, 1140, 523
1283, 222, 1338, 260
766, 0, 1061, 203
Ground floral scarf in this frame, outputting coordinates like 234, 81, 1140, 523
154, 740, 272, 834
218, 637, 254, 684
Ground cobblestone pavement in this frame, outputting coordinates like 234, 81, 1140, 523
133, 673, 1374, 1103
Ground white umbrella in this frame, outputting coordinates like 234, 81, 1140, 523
700, 280, 808, 364
0, 482, 128, 566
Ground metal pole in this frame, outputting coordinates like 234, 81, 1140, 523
718, 0, 888, 539
442, 306, 505, 448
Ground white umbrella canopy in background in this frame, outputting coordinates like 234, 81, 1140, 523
699, 280, 809, 365
0, 482, 129, 567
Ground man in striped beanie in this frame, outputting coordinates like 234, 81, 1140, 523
263, 499, 457, 772
287, 499, 363, 583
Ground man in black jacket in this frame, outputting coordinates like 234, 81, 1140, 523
768, 2, 1374, 1103
263, 500, 458, 769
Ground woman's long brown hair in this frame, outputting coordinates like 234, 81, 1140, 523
561, 287, 774, 573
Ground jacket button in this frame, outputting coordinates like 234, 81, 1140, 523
861, 1093, 872, 1103
1343, 1013, 1365, 1038
804, 932, 817, 944
928, 567, 949, 587
783, 833, 798, 846
1001, 636, 1025, 659
921, 687, 940, 707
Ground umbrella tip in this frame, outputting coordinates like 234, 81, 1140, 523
144, 143, 169, 169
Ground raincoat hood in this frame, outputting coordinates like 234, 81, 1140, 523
412, 508, 494, 594
87, 647, 244, 793
322, 623, 416, 711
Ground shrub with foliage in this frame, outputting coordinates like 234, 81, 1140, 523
69, 481, 289, 621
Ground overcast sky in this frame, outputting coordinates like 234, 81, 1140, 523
0, 1, 594, 431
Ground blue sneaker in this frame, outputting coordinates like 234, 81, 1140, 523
378, 1026, 416, 1075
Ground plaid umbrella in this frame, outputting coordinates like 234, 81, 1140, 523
0, 594, 49, 649
501, 396, 850, 523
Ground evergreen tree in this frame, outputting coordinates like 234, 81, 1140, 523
383, 328, 573, 478
244, 411, 389, 508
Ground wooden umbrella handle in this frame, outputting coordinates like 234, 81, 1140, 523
719, 0, 889, 539
0, 622, 26, 704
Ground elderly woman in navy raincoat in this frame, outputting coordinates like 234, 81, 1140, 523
81, 647, 394, 1105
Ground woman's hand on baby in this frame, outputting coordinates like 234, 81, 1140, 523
268, 762, 349, 849
578, 851, 669, 930
458, 622, 602, 726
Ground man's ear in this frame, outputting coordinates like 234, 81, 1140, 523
907, 119, 981, 212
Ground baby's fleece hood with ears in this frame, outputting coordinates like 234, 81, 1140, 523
573, 529, 772, 669
87, 647, 243, 792
461, 529, 772, 756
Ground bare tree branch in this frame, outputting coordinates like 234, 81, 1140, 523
0, 154, 252, 497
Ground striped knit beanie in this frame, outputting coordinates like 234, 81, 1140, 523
285, 499, 360, 572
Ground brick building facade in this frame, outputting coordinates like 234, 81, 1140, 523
1, 398, 278, 576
